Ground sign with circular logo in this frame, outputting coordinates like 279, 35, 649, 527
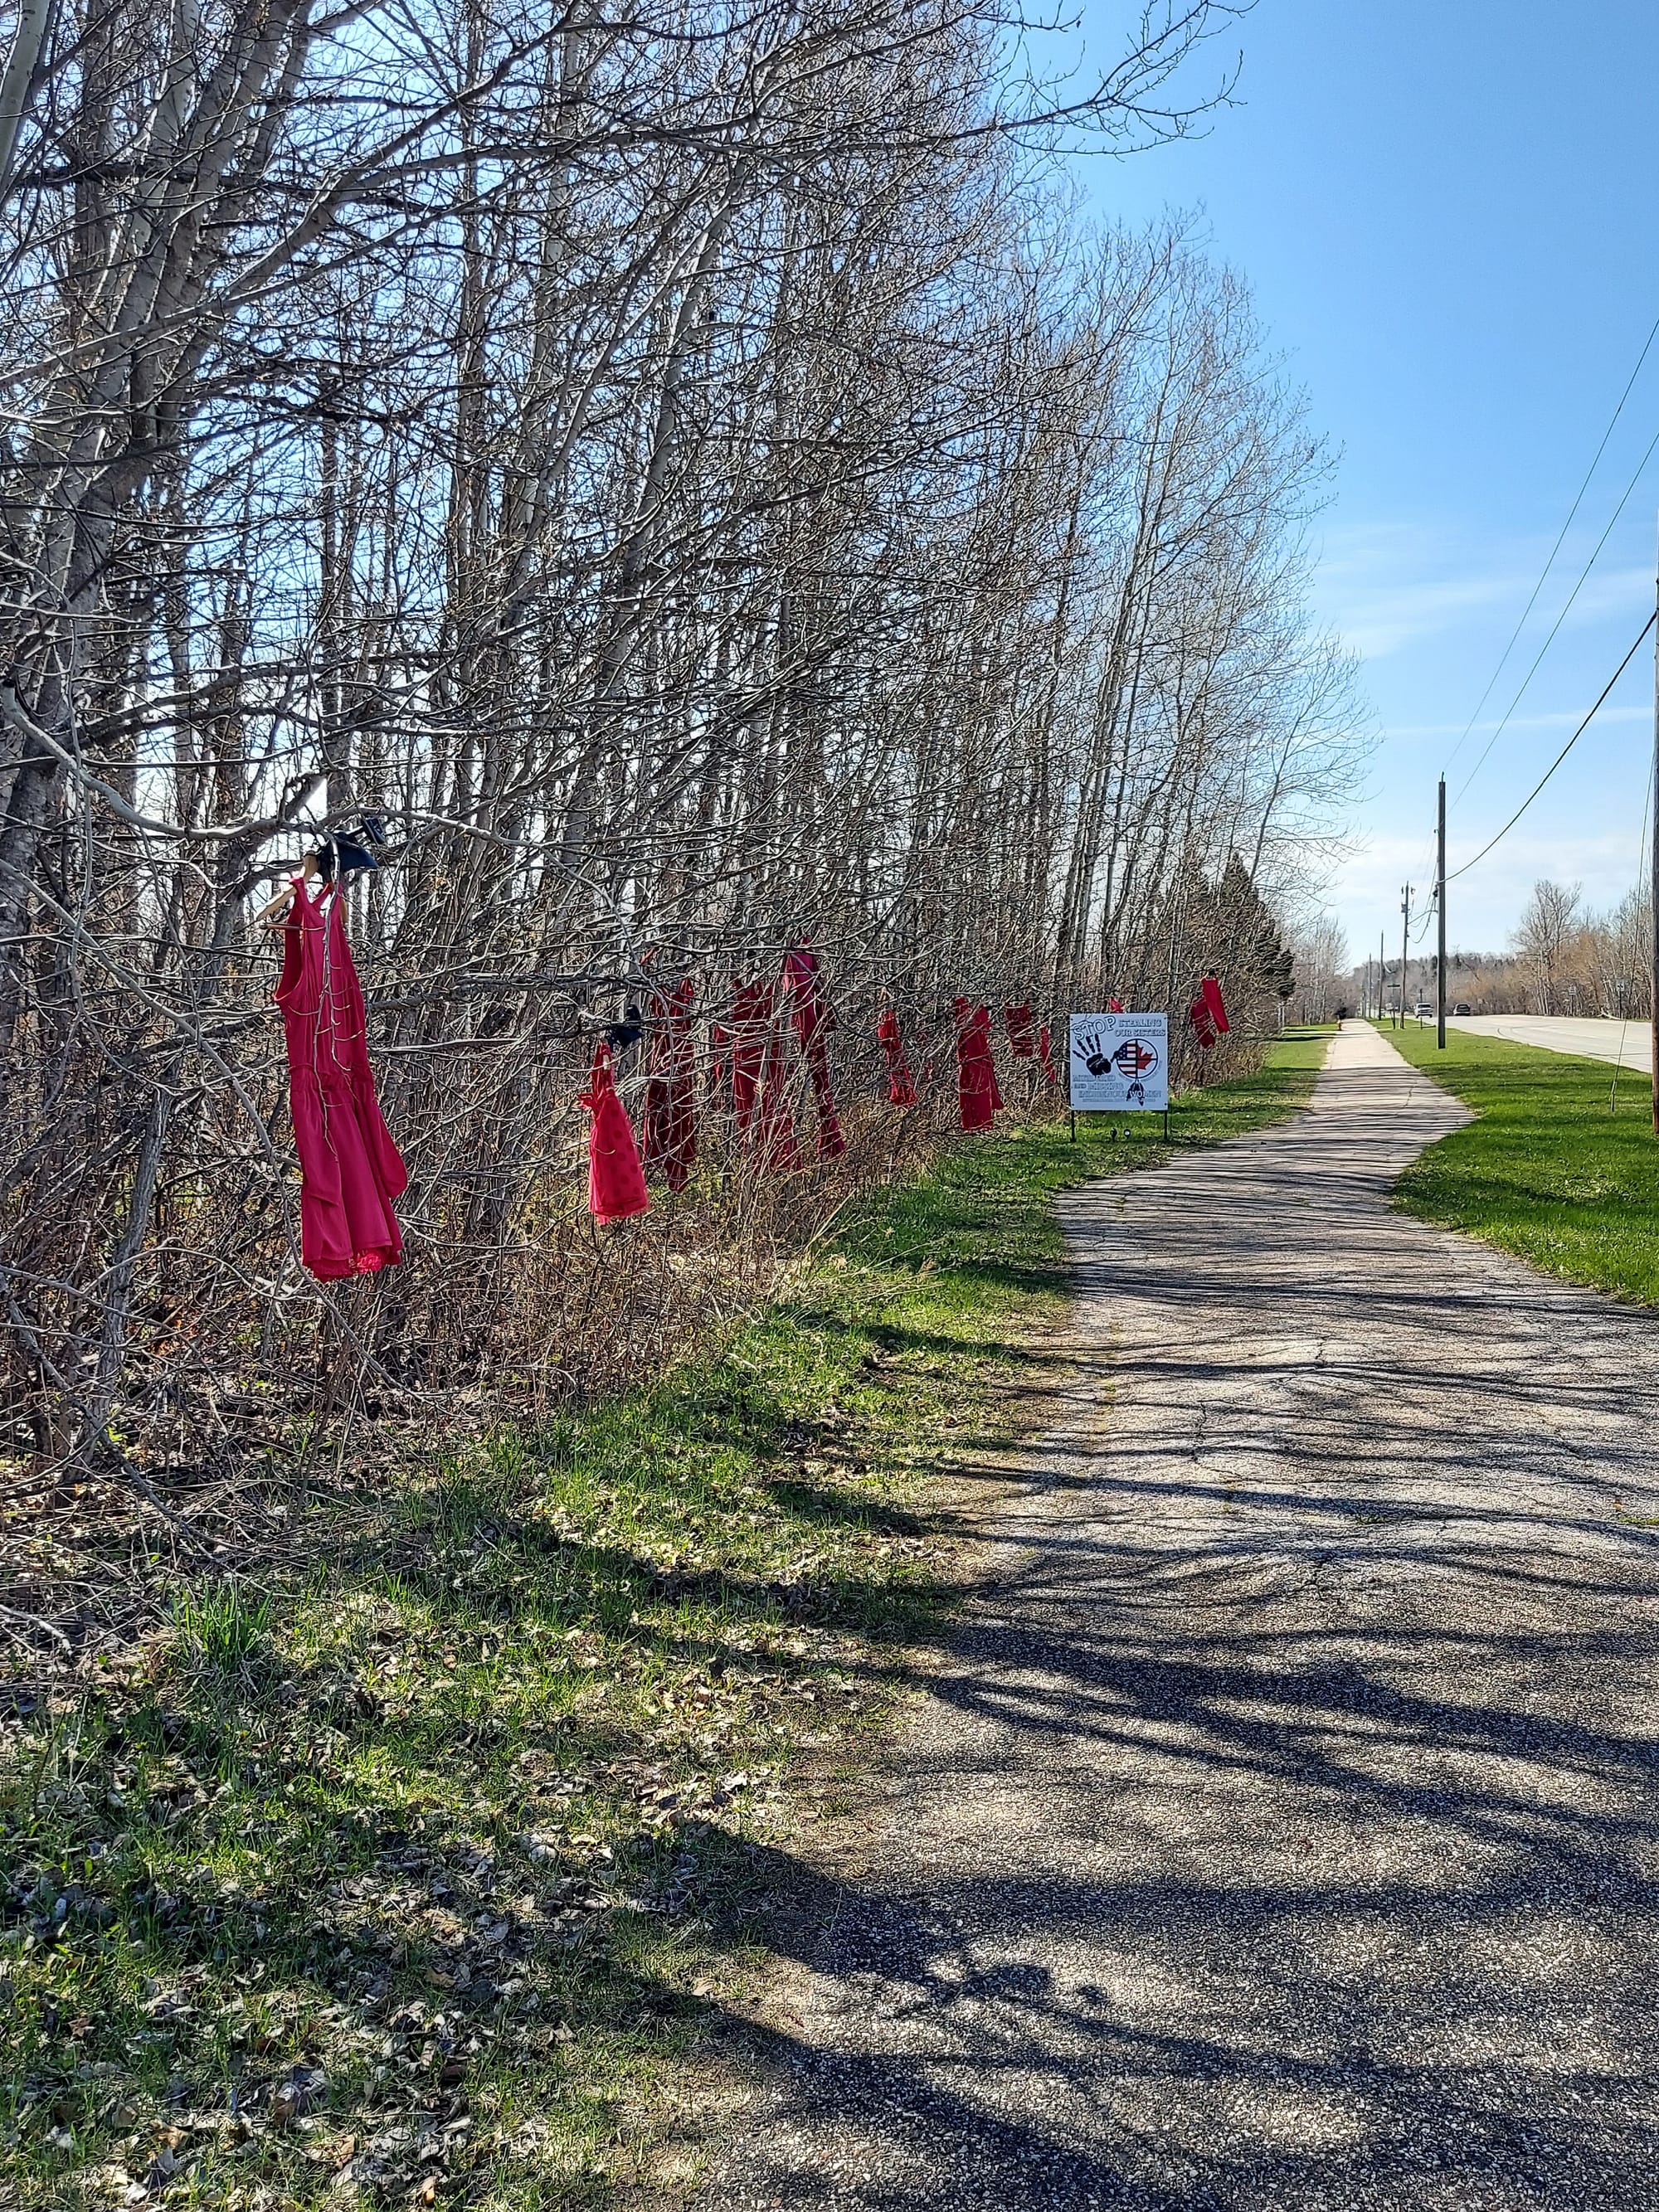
1068, 1013, 1169, 1111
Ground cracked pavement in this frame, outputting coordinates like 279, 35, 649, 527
702, 1024, 1659, 2210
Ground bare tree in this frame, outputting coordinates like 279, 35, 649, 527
1513, 879, 1583, 1015
0, 0, 1374, 1631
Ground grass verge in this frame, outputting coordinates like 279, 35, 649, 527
0, 1034, 1326, 2210
1385, 1020, 1659, 1303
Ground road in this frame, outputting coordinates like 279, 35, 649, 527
703, 1024, 1659, 2210
1437, 1010, 1652, 1072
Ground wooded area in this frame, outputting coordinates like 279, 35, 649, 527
1350, 882, 1654, 1021
0, 0, 1365, 1597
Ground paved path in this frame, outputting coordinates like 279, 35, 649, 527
705, 1026, 1659, 2210
1441, 1011, 1652, 1072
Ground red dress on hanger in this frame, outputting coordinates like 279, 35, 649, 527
275, 877, 408, 1281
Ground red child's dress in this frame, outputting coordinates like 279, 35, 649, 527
275, 877, 408, 1280
955, 999, 1003, 1131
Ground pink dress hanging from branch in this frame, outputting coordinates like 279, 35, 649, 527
275, 877, 408, 1281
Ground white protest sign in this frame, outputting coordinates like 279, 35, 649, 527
1068, 1012, 1168, 1112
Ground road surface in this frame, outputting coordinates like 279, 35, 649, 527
703, 1023, 1659, 2210
1438, 1011, 1652, 1072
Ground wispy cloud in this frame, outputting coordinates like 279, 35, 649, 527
1312, 521, 1652, 663
1379, 702, 1649, 741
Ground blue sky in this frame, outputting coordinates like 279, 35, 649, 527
1073, 0, 1659, 963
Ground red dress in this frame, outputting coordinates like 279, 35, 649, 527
581, 1043, 650, 1223
955, 1000, 1002, 1130
275, 878, 408, 1280
877, 1008, 917, 1105
643, 979, 697, 1193
730, 979, 767, 1135
785, 942, 845, 1159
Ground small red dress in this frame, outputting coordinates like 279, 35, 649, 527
581, 1043, 650, 1223
955, 1000, 1003, 1130
643, 980, 698, 1193
275, 878, 408, 1280
877, 1008, 917, 1106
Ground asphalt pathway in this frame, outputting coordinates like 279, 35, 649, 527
1440, 1012, 1652, 1072
703, 1024, 1659, 2210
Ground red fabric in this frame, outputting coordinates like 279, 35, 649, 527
643, 978, 698, 1193
1037, 1024, 1060, 1087
275, 878, 407, 1281
956, 1000, 1002, 1130
1108, 995, 1125, 1014
981, 1009, 1004, 1111
1201, 973, 1230, 1034
877, 1009, 917, 1105
580, 1043, 649, 1223
1189, 994, 1218, 1050
730, 980, 766, 1135
786, 941, 844, 1158
784, 942, 834, 1048
1005, 1002, 1036, 1058
754, 984, 803, 1173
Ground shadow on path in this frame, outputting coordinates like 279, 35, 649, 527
702, 1029, 1659, 2210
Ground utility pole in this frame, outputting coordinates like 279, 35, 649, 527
1399, 884, 1412, 1030
1379, 929, 1386, 1025
1437, 779, 1447, 1050
1652, 527, 1658, 1131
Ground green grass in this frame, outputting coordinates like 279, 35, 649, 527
0, 1034, 1324, 2209
1385, 1020, 1659, 1303
168, 1582, 275, 1675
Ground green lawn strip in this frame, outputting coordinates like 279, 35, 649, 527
1384, 1020, 1659, 1304
0, 1033, 1326, 2210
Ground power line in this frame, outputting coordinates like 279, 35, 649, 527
1443, 609, 1657, 886
1443, 301, 1659, 781
1452, 420, 1659, 807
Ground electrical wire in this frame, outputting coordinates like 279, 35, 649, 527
1453, 422, 1659, 807
1443, 300, 1659, 781
1444, 609, 1657, 886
